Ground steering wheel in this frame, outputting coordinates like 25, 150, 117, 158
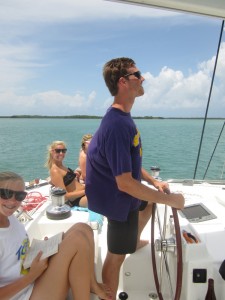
151, 203, 183, 300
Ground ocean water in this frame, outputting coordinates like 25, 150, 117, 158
0, 118, 225, 182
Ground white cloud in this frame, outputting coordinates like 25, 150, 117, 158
0, 0, 180, 97
0, 43, 45, 92
132, 43, 225, 116
0, 0, 176, 23
0, 89, 98, 115
0, 0, 223, 117
1, 44, 225, 117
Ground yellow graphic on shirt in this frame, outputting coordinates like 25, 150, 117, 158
133, 130, 140, 147
20, 237, 30, 274
133, 129, 142, 157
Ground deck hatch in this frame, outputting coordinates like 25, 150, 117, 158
179, 203, 217, 222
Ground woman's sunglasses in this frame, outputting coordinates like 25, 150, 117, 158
0, 188, 27, 202
54, 148, 67, 154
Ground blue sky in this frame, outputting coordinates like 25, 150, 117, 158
0, 0, 225, 117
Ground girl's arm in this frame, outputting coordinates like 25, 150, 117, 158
50, 167, 85, 200
0, 252, 48, 300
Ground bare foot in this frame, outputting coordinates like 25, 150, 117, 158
136, 239, 149, 250
91, 282, 112, 300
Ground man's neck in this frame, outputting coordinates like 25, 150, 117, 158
112, 101, 132, 113
111, 103, 124, 111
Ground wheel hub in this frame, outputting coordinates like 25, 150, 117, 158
155, 237, 176, 253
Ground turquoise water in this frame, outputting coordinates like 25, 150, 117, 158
0, 118, 225, 181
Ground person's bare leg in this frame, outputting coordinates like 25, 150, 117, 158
31, 223, 91, 300
137, 202, 153, 249
73, 223, 112, 299
102, 251, 126, 300
76, 180, 85, 191
79, 195, 88, 207
68, 234, 91, 300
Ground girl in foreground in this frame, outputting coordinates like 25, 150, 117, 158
0, 171, 111, 300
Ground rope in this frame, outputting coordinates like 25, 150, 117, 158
193, 20, 224, 179
221, 159, 225, 180
203, 122, 225, 179
22, 191, 47, 213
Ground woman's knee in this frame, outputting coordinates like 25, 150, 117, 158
66, 222, 91, 233
63, 229, 89, 254
73, 222, 93, 237
66, 223, 93, 243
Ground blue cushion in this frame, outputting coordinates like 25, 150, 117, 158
71, 207, 103, 226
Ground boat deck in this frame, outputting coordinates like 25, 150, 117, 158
21, 180, 225, 299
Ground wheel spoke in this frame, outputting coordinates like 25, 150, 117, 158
161, 243, 175, 298
151, 203, 183, 300
157, 205, 174, 298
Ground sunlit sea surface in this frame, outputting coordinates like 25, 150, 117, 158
1, 118, 225, 182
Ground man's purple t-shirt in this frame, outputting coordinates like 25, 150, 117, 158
86, 107, 142, 221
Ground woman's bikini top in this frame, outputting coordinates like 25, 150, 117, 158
63, 168, 76, 186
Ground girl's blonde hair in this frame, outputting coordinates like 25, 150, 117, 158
0, 171, 24, 186
81, 134, 92, 151
45, 141, 67, 170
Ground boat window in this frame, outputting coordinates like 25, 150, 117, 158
179, 203, 217, 223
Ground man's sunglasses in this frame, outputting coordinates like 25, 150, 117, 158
124, 71, 142, 80
54, 148, 67, 154
0, 188, 27, 202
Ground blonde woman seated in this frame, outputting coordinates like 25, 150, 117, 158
46, 141, 87, 207
75, 134, 92, 184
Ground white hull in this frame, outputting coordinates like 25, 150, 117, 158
20, 180, 225, 299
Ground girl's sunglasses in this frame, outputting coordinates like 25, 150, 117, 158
54, 148, 67, 154
0, 188, 27, 202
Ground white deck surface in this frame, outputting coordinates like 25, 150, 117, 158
23, 180, 225, 299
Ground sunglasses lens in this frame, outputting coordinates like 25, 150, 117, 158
134, 71, 141, 79
125, 71, 142, 79
55, 149, 67, 154
15, 191, 27, 202
0, 188, 13, 199
0, 189, 27, 201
